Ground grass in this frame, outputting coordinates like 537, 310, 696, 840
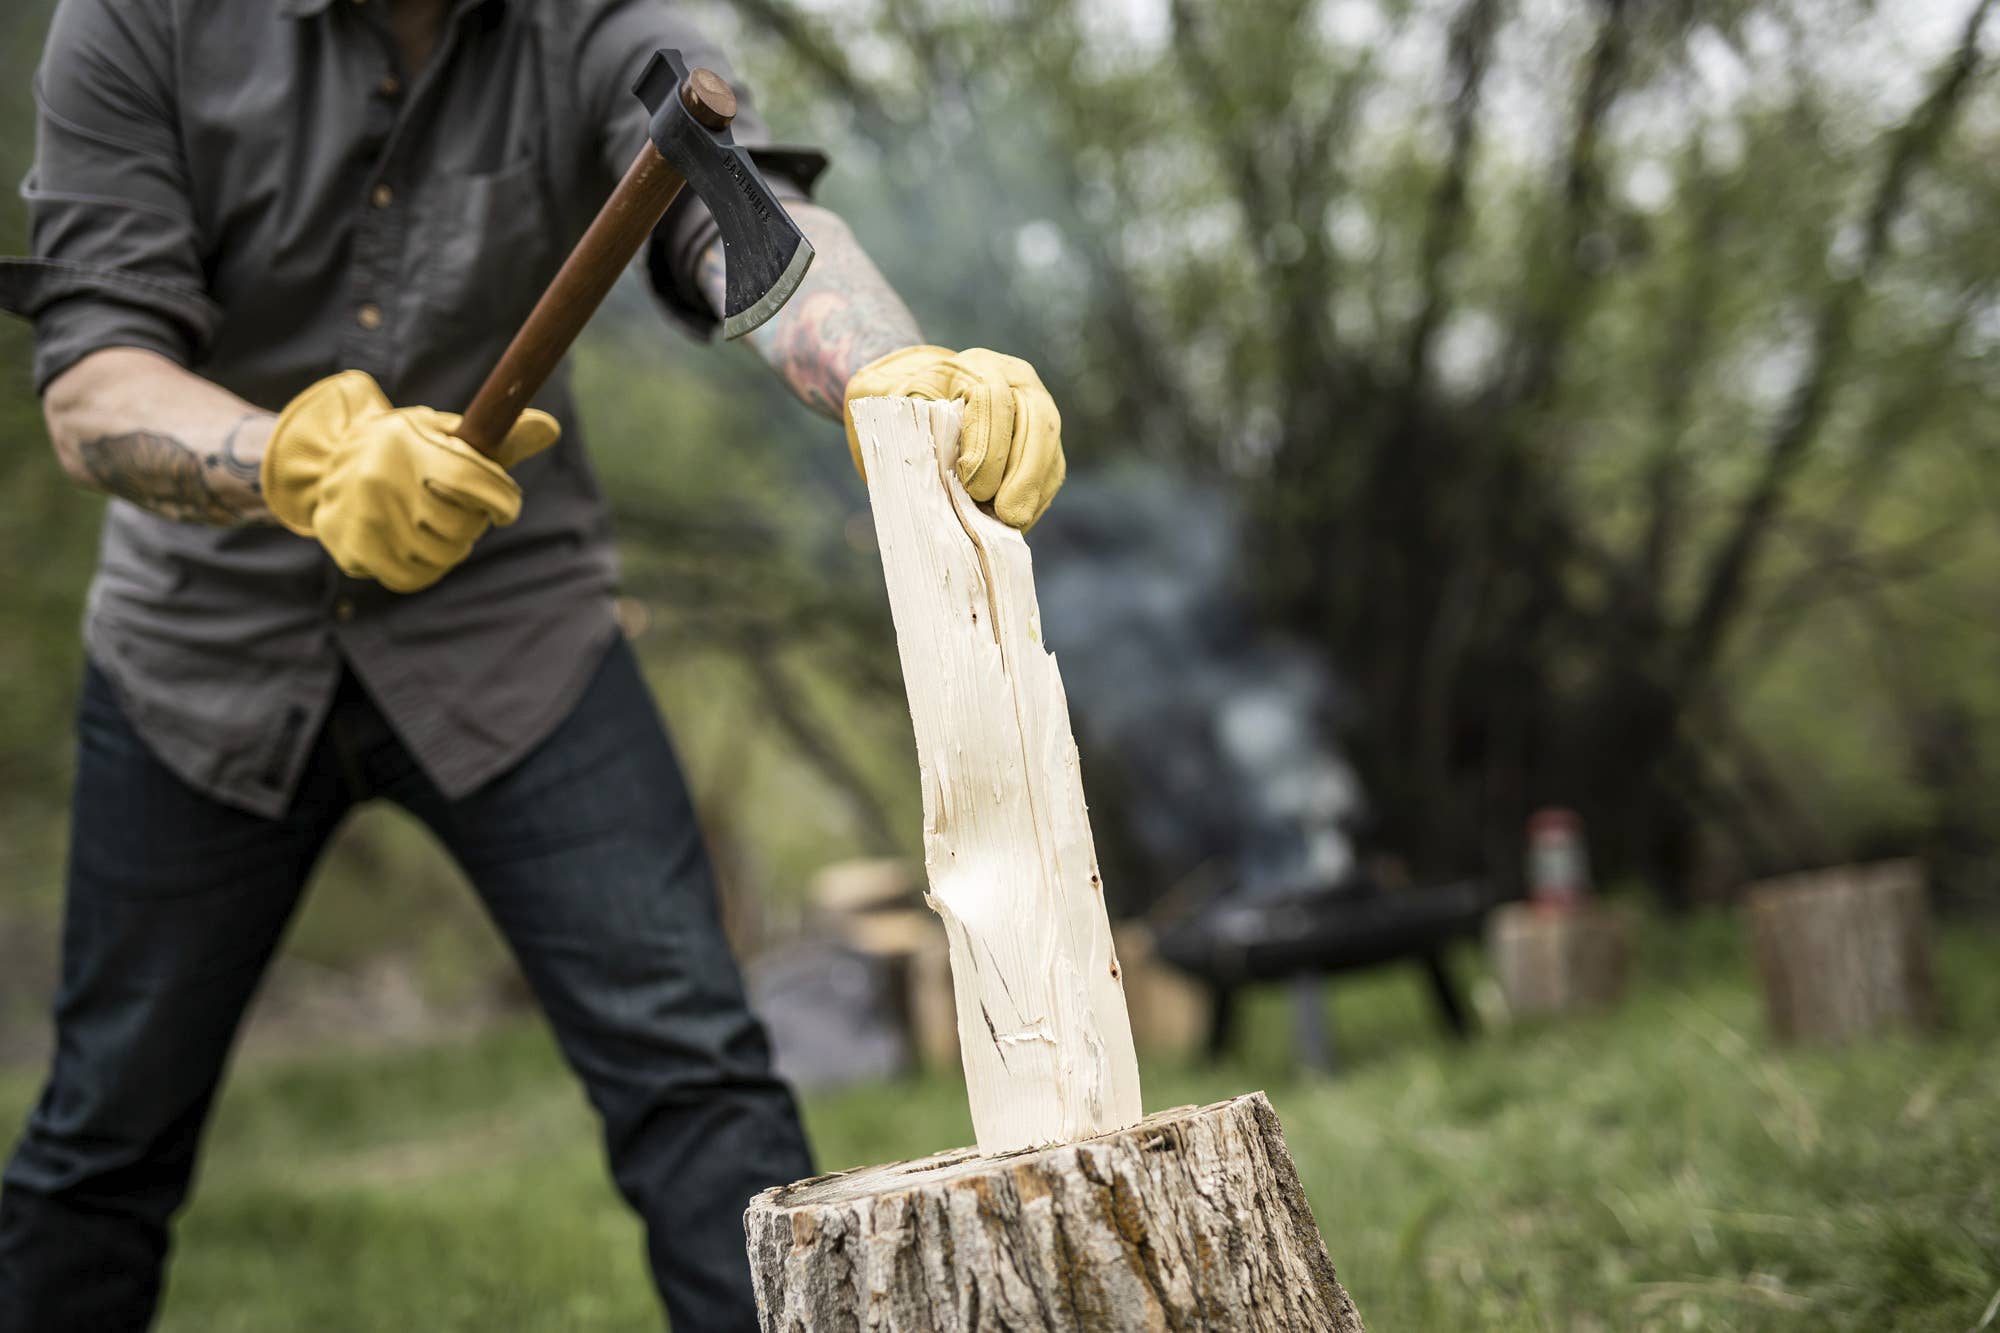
1, 912, 1996, 1331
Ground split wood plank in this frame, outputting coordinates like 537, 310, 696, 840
849, 396, 1143, 1155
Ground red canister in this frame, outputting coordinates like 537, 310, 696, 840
1526, 808, 1589, 912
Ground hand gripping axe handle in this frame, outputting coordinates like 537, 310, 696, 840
456, 50, 815, 457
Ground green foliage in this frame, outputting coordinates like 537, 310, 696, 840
0, 914, 1990, 1330
2, 0, 1997, 940
0, 0, 101, 934
709, 0, 2000, 898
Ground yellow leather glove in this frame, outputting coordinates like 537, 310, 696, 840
843, 345, 1065, 530
262, 371, 559, 593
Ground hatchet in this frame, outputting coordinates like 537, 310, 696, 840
454, 49, 813, 457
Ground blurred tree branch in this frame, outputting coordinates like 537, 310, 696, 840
1400, 0, 1504, 398
738, 632, 902, 854
1635, 136, 1729, 622
1677, 0, 1995, 695
1506, 0, 1636, 410
727, 0, 900, 137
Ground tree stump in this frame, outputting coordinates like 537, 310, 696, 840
1486, 900, 1635, 1019
1747, 859, 1937, 1045
746, 1092, 1364, 1332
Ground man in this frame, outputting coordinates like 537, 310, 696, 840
0, 0, 1064, 1327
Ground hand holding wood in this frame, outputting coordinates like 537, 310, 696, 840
844, 346, 1067, 529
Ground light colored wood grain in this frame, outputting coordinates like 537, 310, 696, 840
849, 396, 1143, 1155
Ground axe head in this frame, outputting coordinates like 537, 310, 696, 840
634, 50, 814, 341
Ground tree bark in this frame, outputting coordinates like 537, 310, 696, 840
850, 396, 1143, 1155
1747, 859, 1937, 1045
745, 1092, 1364, 1332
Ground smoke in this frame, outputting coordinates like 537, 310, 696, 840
1030, 467, 1366, 912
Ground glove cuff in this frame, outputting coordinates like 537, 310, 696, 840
844, 344, 954, 406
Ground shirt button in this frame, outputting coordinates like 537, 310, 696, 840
378, 73, 401, 98
356, 302, 383, 331
370, 183, 394, 209
333, 597, 356, 622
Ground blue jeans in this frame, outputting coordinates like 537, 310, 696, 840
0, 641, 812, 1331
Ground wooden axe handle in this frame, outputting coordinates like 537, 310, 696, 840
456, 142, 687, 457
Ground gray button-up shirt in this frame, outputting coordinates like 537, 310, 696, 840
1, 0, 823, 817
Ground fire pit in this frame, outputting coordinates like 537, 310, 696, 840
1031, 472, 1498, 1063
1154, 871, 1498, 1060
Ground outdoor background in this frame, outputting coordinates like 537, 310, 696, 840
2, 0, 1999, 1328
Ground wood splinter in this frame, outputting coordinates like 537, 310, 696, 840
856, 396, 1141, 1155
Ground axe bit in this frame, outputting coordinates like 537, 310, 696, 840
457, 50, 815, 458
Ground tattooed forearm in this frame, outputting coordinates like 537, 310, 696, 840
697, 204, 922, 419
44, 349, 278, 525
75, 413, 274, 526
212, 413, 265, 493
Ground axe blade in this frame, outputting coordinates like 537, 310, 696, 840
635, 51, 815, 341
721, 230, 814, 342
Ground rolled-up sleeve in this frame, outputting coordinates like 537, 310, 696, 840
574, 0, 827, 339
0, 0, 220, 392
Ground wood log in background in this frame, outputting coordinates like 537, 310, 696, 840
745, 1093, 1364, 1332
1748, 859, 1936, 1045
899, 923, 1211, 1070
824, 904, 958, 1071
811, 857, 924, 918
1487, 901, 1635, 1019
851, 396, 1142, 1155
1112, 923, 1211, 1060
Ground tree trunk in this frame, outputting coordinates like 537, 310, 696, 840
745, 1092, 1364, 1332
1747, 859, 1937, 1045
850, 396, 1142, 1154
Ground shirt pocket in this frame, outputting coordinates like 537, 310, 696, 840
412, 155, 558, 340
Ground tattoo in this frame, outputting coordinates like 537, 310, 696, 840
77, 414, 271, 526
697, 209, 923, 420
209, 413, 263, 494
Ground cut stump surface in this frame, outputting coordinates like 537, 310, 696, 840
745, 1092, 1364, 1332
